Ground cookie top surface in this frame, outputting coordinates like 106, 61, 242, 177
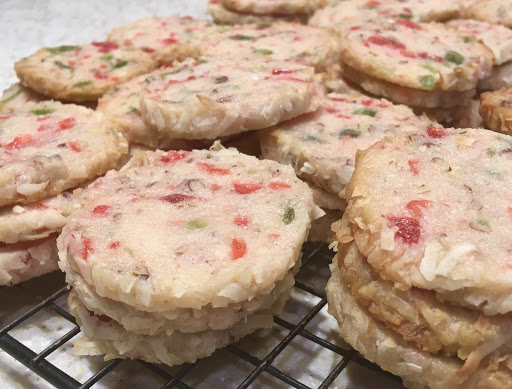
0, 101, 128, 206
467, 0, 512, 28
140, 58, 317, 140
0, 83, 46, 111
447, 19, 512, 65
340, 126, 512, 313
480, 87, 512, 134
14, 42, 157, 102
340, 21, 493, 92
208, 0, 303, 24
260, 93, 432, 195
310, 0, 460, 31
202, 22, 341, 73
108, 16, 210, 64
58, 147, 318, 311
221, 0, 326, 15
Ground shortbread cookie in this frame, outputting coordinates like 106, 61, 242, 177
202, 22, 341, 74
466, 0, 512, 28
58, 147, 320, 312
338, 240, 512, 375
260, 93, 432, 196
0, 235, 59, 286
480, 87, 512, 134
327, 254, 512, 389
338, 126, 512, 315
0, 101, 128, 206
447, 20, 512, 65
310, 0, 461, 31
108, 16, 210, 64
69, 289, 282, 365
15, 42, 157, 102
478, 61, 512, 90
208, 0, 303, 24
222, 0, 326, 15
341, 21, 493, 94
140, 58, 317, 140
416, 100, 483, 128
0, 83, 46, 111
342, 64, 476, 108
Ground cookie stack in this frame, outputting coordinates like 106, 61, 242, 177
260, 93, 433, 242
328, 126, 512, 388
0, 101, 128, 286
58, 147, 321, 365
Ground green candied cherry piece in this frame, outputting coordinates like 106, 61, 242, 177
352, 108, 377, 117
187, 218, 207, 230
229, 35, 256, 41
30, 108, 55, 116
398, 13, 413, 20
253, 49, 273, 55
54, 60, 74, 70
0, 87, 23, 104
282, 206, 295, 225
112, 60, 128, 69
73, 81, 93, 88
419, 75, 436, 91
303, 135, 327, 144
339, 129, 361, 138
444, 50, 465, 65
470, 218, 491, 232
128, 106, 141, 114
100, 54, 114, 61
487, 148, 496, 157
47, 45, 78, 55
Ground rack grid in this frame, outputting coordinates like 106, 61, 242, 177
0, 243, 404, 388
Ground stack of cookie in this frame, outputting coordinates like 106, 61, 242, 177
58, 147, 321, 365
260, 93, 433, 242
329, 126, 512, 388
0, 101, 128, 286
207, 0, 326, 25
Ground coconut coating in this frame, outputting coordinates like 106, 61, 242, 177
480, 87, 512, 135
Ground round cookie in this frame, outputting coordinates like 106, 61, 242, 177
107, 16, 210, 64
15, 42, 157, 102
58, 147, 320, 312
97, 67, 222, 149
478, 61, 512, 91
0, 101, 128, 206
69, 289, 282, 365
480, 87, 512, 134
447, 20, 512, 66
222, 0, 326, 16
0, 235, 59, 286
310, 0, 460, 31
0, 83, 46, 111
202, 22, 341, 74
140, 58, 318, 140
260, 93, 432, 196
340, 21, 493, 93
208, 0, 304, 24
466, 0, 512, 28
327, 254, 512, 389
337, 239, 512, 375
338, 126, 512, 315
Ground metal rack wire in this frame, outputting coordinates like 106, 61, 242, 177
0, 243, 404, 389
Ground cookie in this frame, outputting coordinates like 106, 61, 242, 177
0, 101, 128, 206
58, 147, 320, 312
202, 22, 341, 74
478, 61, 512, 91
327, 254, 512, 389
416, 99, 483, 128
208, 0, 304, 24
337, 239, 512, 375
222, 0, 326, 16
68, 289, 283, 365
310, 0, 460, 31
480, 87, 512, 134
342, 64, 476, 108
260, 93, 432, 196
338, 126, 512, 315
140, 58, 318, 140
340, 21, 493, 94
107, 16, 210, 64
466, 0, 512, 28
15, 42, 157, 102
0, 235, 59, 286
0, 83, 46, 111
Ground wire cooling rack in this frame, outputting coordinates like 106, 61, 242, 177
0, 243, 405, 389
